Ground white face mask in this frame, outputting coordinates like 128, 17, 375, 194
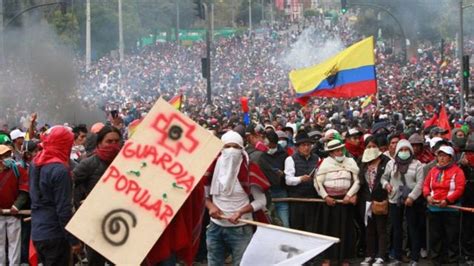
267, 147, 277, 155
222, 147, 242, 158
362, 147, 381, 163
397, 151, 411, 160
278, 140, 288, 148
335, 156, 345, 163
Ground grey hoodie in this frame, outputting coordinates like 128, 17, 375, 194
380, 139, 425, 204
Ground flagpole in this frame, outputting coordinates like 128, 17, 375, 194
1, 209, 31, 216
237, 218, 340, 243
272, 197, 344, 204
446, 205, 474, 213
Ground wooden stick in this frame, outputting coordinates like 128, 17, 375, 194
23, 217, 32, 222
1, 209, 31, 216
272, 197, 344, 203
446, 205, 474, 213
237, 218, 340, 243
219, 214, 340, 242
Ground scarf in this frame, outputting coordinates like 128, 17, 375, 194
395, 155, 413, 174
465, 153, 474, 167
317, 156, 360, 176
210, 148, 244, 196
33, 126, 74, 167
416, 149, 435, 164
435, 161, 455, 182
345, 142, 365, 159
205, 153, 270, 196
95, 143, 121, 164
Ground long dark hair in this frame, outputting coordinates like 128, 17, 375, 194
96, 126, 122, 146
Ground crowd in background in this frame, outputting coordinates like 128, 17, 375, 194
1, 10, 474, 266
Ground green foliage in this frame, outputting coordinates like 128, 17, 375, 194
304, 9, 318, 18
47, 10, 80, 49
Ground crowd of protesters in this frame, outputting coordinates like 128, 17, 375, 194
1, 10, 474, 266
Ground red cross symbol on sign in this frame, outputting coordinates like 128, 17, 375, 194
150, 113, 199, 156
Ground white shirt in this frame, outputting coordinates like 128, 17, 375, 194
205, 182, 266, 227
284, 156, 302, 186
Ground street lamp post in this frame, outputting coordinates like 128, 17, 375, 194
460, 0, 464, 118
249, 0, 252, 34
0, 0, 4, 65
86, 0, 91, 71
347, 2, 407, 63
460, 2, 474, 115
202, 3, 212, 105
118, 0, 124, 63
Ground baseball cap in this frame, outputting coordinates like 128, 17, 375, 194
0, 133, 11, 144
429, 137, 443, 149
430, 127, 448, 135
436, 145, 455, 157
10, 129, 25, 141
0, 144, 12, 155
275, 130, 288, 140
245, 124, 265, 136
347, 128, 362, 137
408, 133, 424, 145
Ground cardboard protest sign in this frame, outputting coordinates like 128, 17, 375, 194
66, 97, 223, 265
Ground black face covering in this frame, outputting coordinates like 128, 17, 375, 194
452, 136, 467, 149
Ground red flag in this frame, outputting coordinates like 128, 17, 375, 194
145, 179, 205, 265
423, 113, 438, 129
240, 97, 249, 113
29, 239, 38, 266
437, 105, 452, 138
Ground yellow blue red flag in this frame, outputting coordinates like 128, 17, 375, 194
168, 94, 183, 111
289, 36, 377, 105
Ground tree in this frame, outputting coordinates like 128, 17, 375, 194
237, 0, 264, 26
74, 0, 142, 58
47, 10, 80, 49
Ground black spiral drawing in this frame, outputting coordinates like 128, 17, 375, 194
101, 209, 137, 246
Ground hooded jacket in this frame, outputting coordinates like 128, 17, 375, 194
380, 139, 425, 204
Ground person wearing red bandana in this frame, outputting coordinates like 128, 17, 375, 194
345, 128, 365, 160
72, 125, 122, 265
29, 126, 82, 265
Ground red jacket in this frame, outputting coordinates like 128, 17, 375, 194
0, 166, 29, 209
423, 163, 465, 203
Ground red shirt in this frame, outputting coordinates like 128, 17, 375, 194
423, 164, 465, 203
0, 167, 29, 209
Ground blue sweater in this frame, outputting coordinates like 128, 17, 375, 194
29, 163, 78, 245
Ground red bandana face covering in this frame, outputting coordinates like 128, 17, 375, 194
465, 153, 474, 167
34, 126, 74, 167
95, 143, 121, 164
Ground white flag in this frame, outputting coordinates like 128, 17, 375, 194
241, 224, 339, 266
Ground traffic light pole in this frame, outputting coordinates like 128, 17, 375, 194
203, 3, 212, 105
460, 0, 465, 118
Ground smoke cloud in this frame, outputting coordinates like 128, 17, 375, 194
0, 16, 103, 128
281, 26, 345, 71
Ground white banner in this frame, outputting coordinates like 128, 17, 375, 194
241, 225, 338, 266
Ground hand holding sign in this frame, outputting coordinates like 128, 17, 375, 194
66, 98, 223, 265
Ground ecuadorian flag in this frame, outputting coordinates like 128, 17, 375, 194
290, 36, 377, 105
168, 94, 183, 110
